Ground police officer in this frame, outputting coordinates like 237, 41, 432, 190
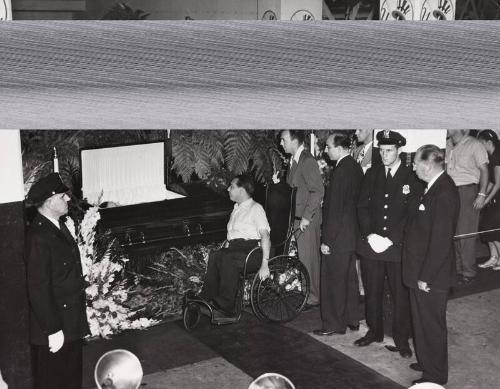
26, 173, 88, 389
354, 131, 424, 358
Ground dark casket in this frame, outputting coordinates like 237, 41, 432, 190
80, 141, 233, 254
98, 182, 233, 254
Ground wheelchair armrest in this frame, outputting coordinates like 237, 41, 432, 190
243, 245, 263, 276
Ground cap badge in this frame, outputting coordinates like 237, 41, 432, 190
383, 130, 390, 138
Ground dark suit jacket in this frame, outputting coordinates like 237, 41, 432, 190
357, 162, 424, 262
26, 213, 88, 345
322, 155, 364, 252
402, 172, 460, 290
287, 149, 324, 222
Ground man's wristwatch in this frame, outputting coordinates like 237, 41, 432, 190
478, 192, 487, 197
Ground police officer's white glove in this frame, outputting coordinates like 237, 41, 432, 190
367, 234, 393, 254
48, 330, 64, 353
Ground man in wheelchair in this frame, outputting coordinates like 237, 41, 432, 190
195, 174, 271, 316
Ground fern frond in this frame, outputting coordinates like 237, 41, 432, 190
172, 132, 196, 182
198, 130, 225, 167
224, 130, 252, 175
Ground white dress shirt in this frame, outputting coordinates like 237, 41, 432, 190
227, 198, 271, 241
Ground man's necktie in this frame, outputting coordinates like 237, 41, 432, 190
357, 147, 365, 163
386, 167, 393, 187
288, 159, 297, 182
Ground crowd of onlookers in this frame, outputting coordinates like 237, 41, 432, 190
277, 129, 499, 386
198, 129, 499, 387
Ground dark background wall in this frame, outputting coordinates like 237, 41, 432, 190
0, 201, 32, 389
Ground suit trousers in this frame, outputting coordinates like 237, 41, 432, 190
361, 259, 411, 348
409, 287, 449, 384
31, 339, 83, 389
200, 239, 260, 311
455, 184, 480, 277
320, 250, 359, 331
295, 218, 321, 305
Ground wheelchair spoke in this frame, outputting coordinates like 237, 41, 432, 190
251, 255, 310, 323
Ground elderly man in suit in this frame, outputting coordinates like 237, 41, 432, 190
404, 145, 460, 386
354, 130, 423, 359
25, 173, 89, 389
313, 132, 363, 335
280, 130, 324, 309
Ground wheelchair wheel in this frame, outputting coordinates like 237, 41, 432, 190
250, 255, 309, 323
183, 301, 201, 331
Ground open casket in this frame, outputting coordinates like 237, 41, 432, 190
80, 141, 233, 253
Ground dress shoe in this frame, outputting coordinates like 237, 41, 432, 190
478, 256, 499, 268
302, 303, 319, 312
354, 335, 383, 347
385, 345, 412, 358
313, 328, 346, 336
347, 324, 360, 331
412, 378, 447, 385
210, 299, 235, 316
409, 363, 423, 372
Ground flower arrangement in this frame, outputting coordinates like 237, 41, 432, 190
66, 205, 158, 338
128, 243, 221, 319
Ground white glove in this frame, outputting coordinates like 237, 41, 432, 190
0, 369, 8, 389
272, 171, 280, 184
48, 330, 64, 353
367, 234, 393, 254
320, 243, 331, 255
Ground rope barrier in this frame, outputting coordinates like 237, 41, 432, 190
454, 227, 500, 239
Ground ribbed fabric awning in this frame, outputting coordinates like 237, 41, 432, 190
0, 20, 499, 129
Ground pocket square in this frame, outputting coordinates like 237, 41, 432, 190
418, 204, 426, 211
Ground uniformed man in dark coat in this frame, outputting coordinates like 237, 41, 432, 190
404, 145, 459, 386
354, 131, 424, 358
25, 173, 88, 389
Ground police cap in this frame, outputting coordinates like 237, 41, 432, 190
376, 130, 406, 147
27, 173, 69, 205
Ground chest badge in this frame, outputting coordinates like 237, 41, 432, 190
402, 185, 410, 195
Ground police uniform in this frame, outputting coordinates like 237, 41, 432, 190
26, 173, 88, 389
355, 131, 424, 356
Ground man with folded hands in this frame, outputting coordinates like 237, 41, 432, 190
354, 130, 423, 359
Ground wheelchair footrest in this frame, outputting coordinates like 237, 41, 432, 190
212, 314, 240, 325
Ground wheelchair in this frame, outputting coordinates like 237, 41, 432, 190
182, 184, 311, 330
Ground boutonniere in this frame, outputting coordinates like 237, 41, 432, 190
402, 185, 410, 195
418, 204, 426, 211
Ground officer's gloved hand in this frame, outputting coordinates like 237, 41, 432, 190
367, 234, 392, 253
48, 330, 64, 353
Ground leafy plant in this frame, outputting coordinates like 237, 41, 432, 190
171, 130, 284, 190
101, 2, 150, 20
